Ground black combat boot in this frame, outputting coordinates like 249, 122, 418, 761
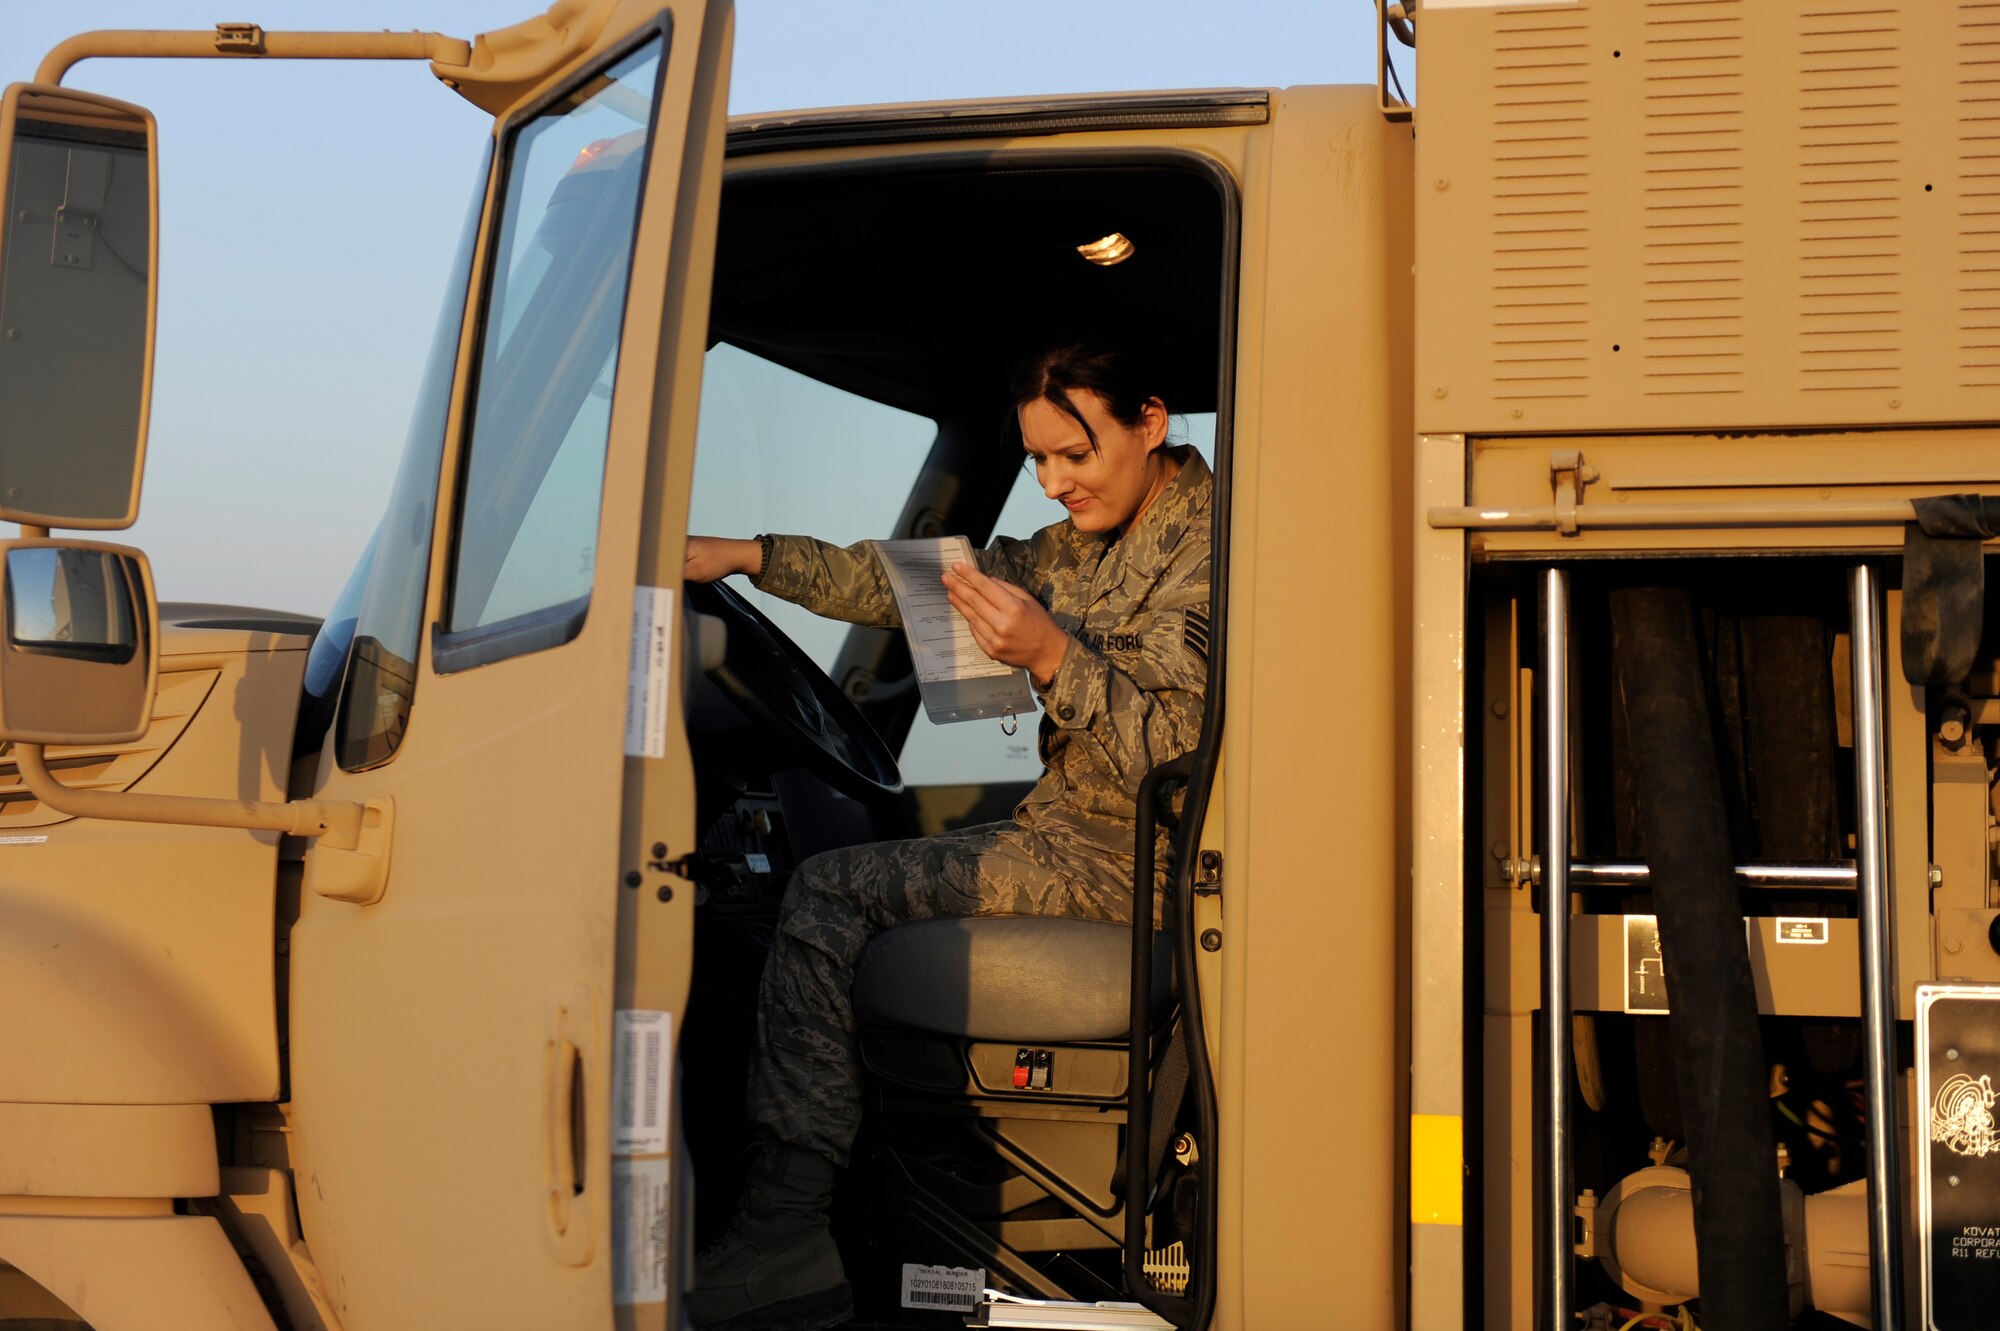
688, 1140, 851, 1331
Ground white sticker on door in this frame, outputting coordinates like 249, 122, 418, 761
612, 1157, 671, 1305
624, 585, 675, 758
613, 1009, 671, 1156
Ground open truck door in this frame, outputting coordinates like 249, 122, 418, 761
285, 4, 729, 1326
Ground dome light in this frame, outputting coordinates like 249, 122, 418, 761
1075, 232, 1136, 266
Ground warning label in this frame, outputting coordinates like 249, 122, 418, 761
1774, 917, 1829, 945
1623, 915, 1669, 1015
624, 585, 675, 758
612, 1158, 670, 1305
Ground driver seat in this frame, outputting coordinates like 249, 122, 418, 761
849, 916, 1174, 1298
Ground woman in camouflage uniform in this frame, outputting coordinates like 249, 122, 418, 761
682, 336, 1212, 1331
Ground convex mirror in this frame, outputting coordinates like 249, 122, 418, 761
0, 85, 157, 529
0, 539, 157, 744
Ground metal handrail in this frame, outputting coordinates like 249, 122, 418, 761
1540, 569, 1574, 1331
1559, 859, 1858, 890
1849, 564, 1906, 1329
1429, 497, 1924, 532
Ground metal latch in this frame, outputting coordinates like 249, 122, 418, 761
1573, 1187, 1599, 1259
1194, 849, 1223, 897
1550, 450, 1599, 538
653, 849, 722, 889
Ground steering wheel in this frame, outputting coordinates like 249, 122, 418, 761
682, 579, 903, 802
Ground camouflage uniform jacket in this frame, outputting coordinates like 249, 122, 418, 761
754, 448, 1212, 877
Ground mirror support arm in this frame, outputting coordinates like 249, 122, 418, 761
17, 743, 395, 904
35, 28, 473, 86
16, 741, 363, 840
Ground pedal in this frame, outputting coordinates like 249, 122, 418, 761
1141, 1240, 1189, 1294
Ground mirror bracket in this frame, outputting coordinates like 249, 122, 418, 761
304, 797, 397, 906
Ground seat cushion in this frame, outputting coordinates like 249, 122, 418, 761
852, 916, 1173, 1043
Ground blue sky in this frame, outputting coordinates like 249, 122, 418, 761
1, 1, 1381, 613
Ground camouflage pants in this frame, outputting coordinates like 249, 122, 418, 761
745, 821, 1135, 1165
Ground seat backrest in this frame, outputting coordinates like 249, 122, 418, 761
852, 916, 1173, 1043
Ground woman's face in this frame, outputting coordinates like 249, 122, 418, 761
1019, 389, 1170, 534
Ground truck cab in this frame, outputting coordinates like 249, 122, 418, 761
0, 5, 1409, 1327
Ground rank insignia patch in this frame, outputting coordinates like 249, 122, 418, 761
1184, 607, 1211, 663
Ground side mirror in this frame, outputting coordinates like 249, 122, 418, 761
0, 539, 390, 903
0, 85, 157, 529
0, 539, 157, 744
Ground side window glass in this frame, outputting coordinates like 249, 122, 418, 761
896, 414, 1216, 787
442, 37, 663, 651
332, 149, 490, 772
687, 343, 937, 665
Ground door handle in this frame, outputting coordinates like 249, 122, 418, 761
545, 984, 594, 1266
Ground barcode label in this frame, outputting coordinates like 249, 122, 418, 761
899, 1263, 984, 1311
614, 1010, 671, 1155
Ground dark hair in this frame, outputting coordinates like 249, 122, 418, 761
1007, 332, 1168, 454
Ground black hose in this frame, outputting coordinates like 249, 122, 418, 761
1610, 588, 1789, 1329
1738, 615, 1839, 862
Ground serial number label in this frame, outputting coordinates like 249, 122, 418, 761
899, 1263, 983, 1311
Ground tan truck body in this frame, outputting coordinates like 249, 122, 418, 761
0, 2, 1993, 1329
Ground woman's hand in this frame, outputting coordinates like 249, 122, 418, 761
683, 536, 763, 584
944, 563, 1069, 686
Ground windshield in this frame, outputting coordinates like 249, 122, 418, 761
688, 343, 938, 669
688, 341, 1215, 787
328, 148, 489, 770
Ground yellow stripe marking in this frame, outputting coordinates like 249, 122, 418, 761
1410, 1113, 1463, 1226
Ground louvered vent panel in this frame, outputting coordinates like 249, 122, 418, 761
1795, 3, 1904, 394
1640, 0, 1746, 398
1488, 4, 1594, 403
1961, 0, 2000, 388
1417, 0, 1996, 431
